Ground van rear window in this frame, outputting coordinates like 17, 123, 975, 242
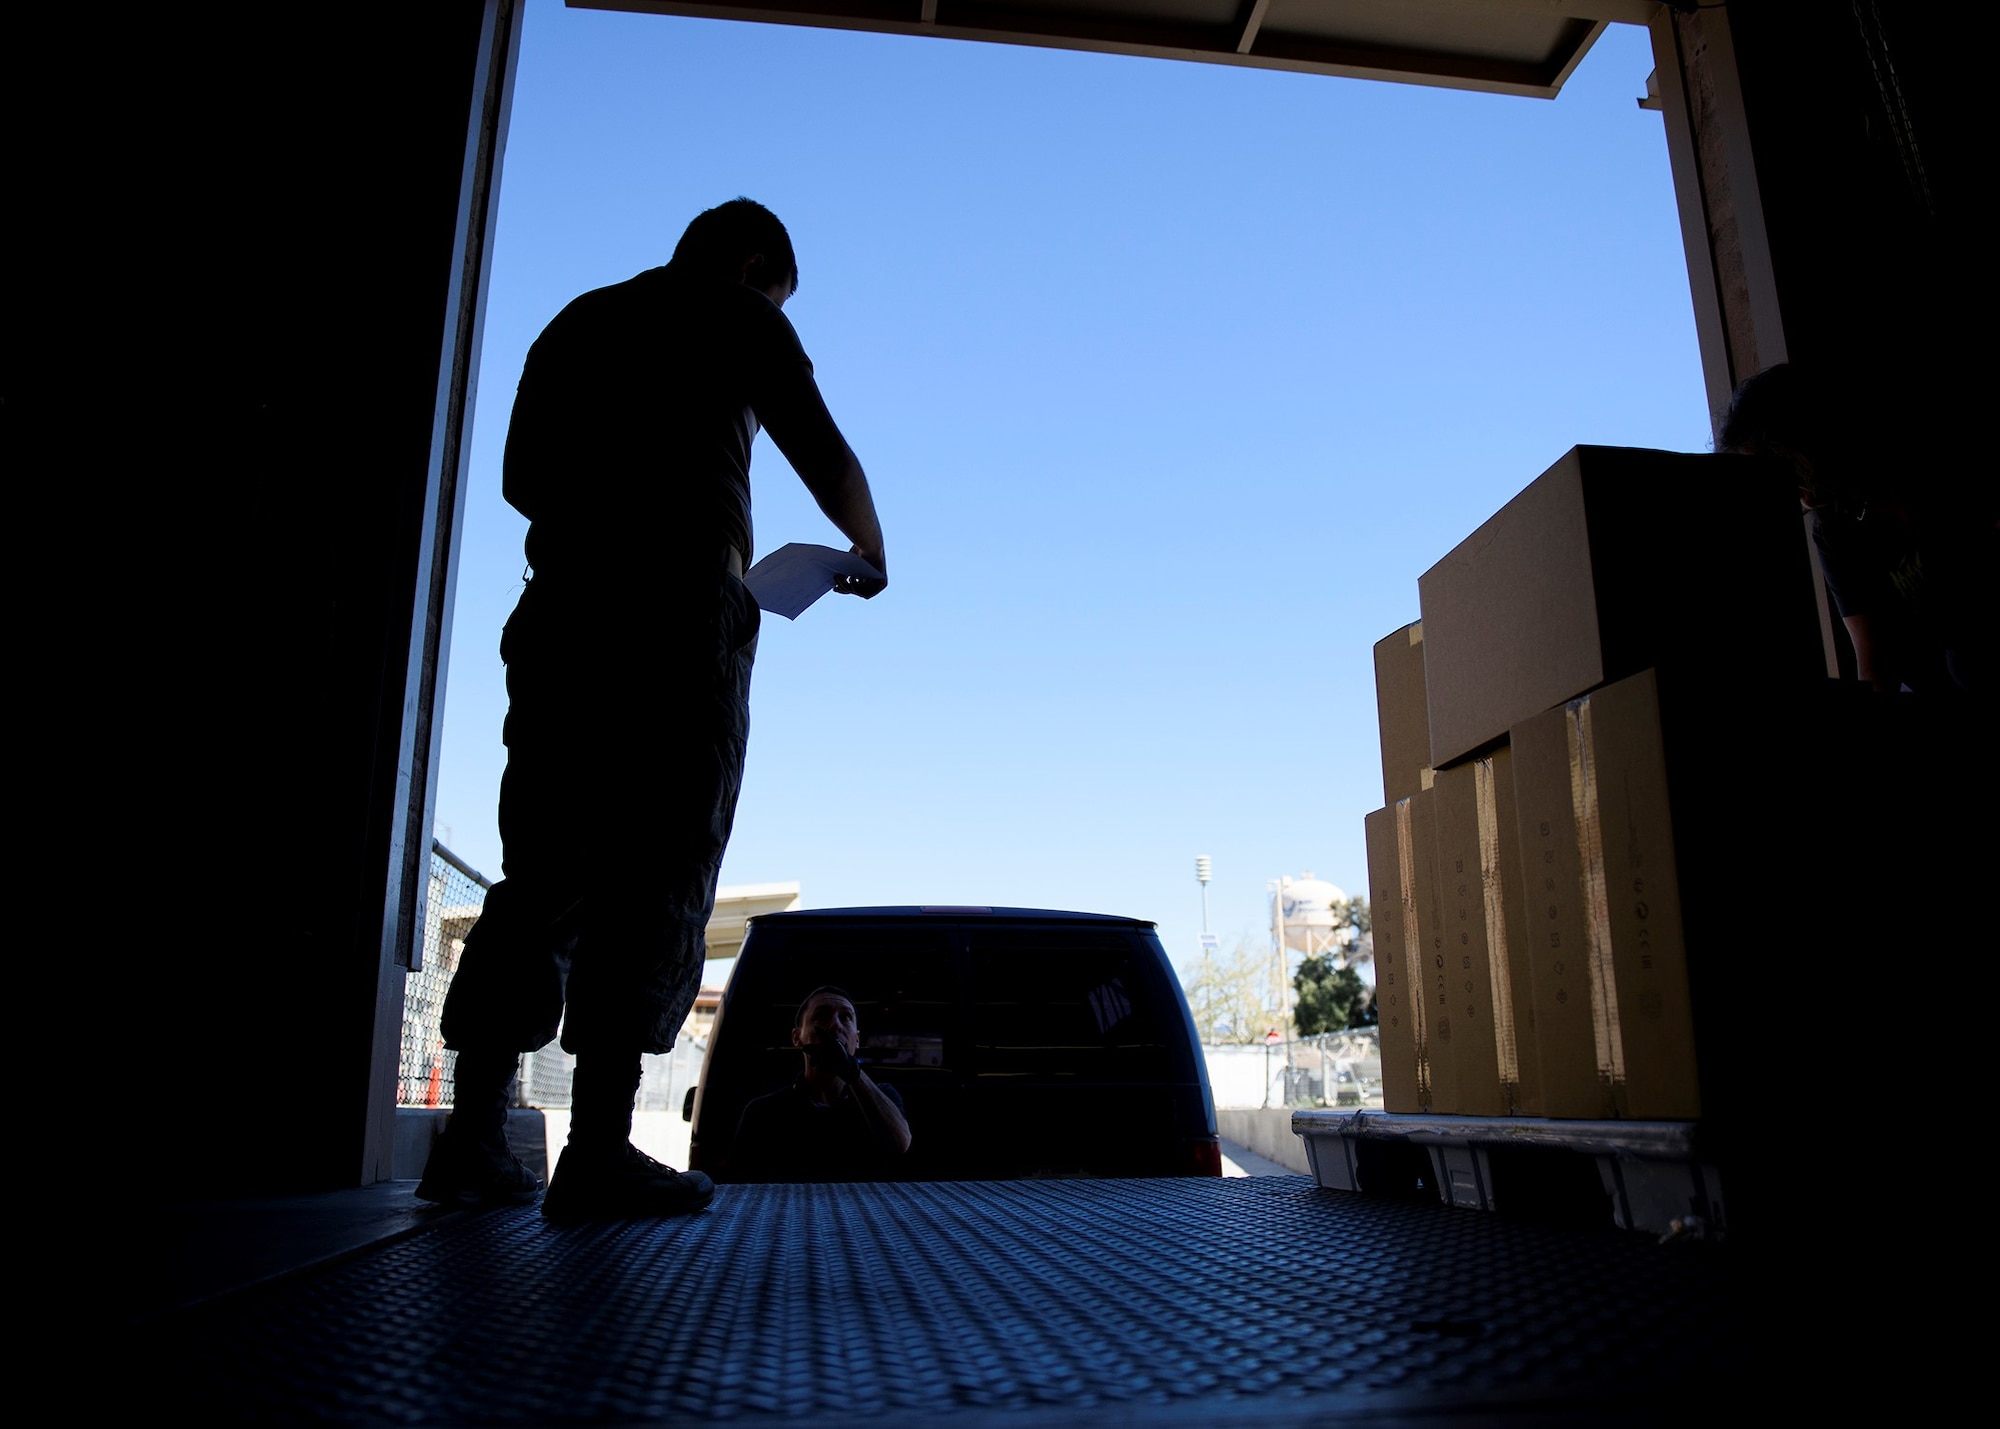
966, 931, 1178, 1082
715, 925, 959, 1099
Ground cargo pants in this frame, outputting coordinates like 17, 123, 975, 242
440, 558, 760, 1057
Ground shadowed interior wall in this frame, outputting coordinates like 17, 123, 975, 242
1658, 4, 1971, 431
23, 3, 504, 1194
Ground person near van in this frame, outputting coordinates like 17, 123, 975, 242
415, 199, 889, 1220
731, 986, 912, 1181
1718, 362, 1995, 696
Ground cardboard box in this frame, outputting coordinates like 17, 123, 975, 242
1363, 805, 1426, 1113
1398, 787, 1457, 1112
1417, 446, 1822, 769
1373, 621, 1434, 806
1500, 665, 1975, 1135
1509, 669, 1699, 1120
1429, 746, 1540, 1116
1426, 761, 1505, 1115
1480, 745, 1543, 1116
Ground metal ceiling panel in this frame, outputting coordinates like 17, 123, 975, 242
576, 0, 1659, 98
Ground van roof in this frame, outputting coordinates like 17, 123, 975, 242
746, 905, 1158, 928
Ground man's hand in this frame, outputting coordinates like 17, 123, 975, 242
833, 545, 887, 599
806, 1028, 913, 1157
806, 1030, 863, 1085
795, 445, 884, 599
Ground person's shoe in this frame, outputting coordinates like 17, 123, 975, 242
415, 1129, 543, 1207
541, 1142, 716, 1223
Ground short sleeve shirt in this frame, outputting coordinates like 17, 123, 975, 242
503, 267, 849, 581
730, 1080, 909, 1183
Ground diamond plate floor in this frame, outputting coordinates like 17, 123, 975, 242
116, 1175, 1767, 1425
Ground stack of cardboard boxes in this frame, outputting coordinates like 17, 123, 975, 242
1364, 445, 1831, 1126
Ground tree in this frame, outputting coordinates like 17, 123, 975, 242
1177, 935, 1287, 1045
1339, 894, 1371, 943
1290, 895, 1376, 1035
1292, 955, 1370, 1035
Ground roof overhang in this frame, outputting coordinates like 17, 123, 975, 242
704, 880, 804, 959
576, 0, 1660, 100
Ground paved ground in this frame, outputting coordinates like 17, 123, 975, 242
1218, 1138, 1294, 1176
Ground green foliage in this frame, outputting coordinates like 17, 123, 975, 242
1292, 956, 1371, 1036
1290, 893, 1375, 1035
1178, 895, 1376, 1043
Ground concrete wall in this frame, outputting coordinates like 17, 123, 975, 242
1215, 1108, 1310, 1175
1204, 1045, 1287, 1110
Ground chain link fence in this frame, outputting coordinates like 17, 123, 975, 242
1281, 1028, 1383, 1108
400, 840, 702, 1112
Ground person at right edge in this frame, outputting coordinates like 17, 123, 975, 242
415, 198, 888, 1221
1719, 362, 1994, 698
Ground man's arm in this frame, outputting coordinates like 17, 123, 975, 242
801, 448, 887, 599
845, 1068, 912, 1157
810, 1036, 912, 1156
1844, 612, 1896, 692
747, 315, 888, 597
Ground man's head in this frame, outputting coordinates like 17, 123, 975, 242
1719, 362, 1870, 513
792, 985, 859, 1056
671, 197, 798, 302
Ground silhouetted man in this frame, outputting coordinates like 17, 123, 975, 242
731, 986, 913, 1181
418, 199, 888, 1220
1718, 362, 1995, 697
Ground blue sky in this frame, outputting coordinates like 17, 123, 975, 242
433, 1, 1711, 988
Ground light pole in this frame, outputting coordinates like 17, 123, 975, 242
1195, 855, 1213, 1044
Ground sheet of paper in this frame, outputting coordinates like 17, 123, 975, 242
742, 542, 884, 620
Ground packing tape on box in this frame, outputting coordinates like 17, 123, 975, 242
1473, 755, 1523, 1097
1393, 798, 1434, 1109
1565, 697, 1629, 1108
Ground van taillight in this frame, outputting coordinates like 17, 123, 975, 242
1191, 1140, 1222, 1177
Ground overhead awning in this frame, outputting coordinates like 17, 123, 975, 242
704, 880, 803, 960
578, 0, 1656, 99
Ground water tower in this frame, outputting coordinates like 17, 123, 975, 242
1267, 872, 1355, 1037
1271, 872, 1350, 962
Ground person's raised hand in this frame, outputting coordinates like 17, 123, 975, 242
808, 1029, 863, 1084
833, 545, 887, 599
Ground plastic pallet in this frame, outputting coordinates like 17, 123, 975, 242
1293, 1109, 1724, 1241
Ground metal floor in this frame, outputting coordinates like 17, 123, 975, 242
113, 1174, 1781, 1425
